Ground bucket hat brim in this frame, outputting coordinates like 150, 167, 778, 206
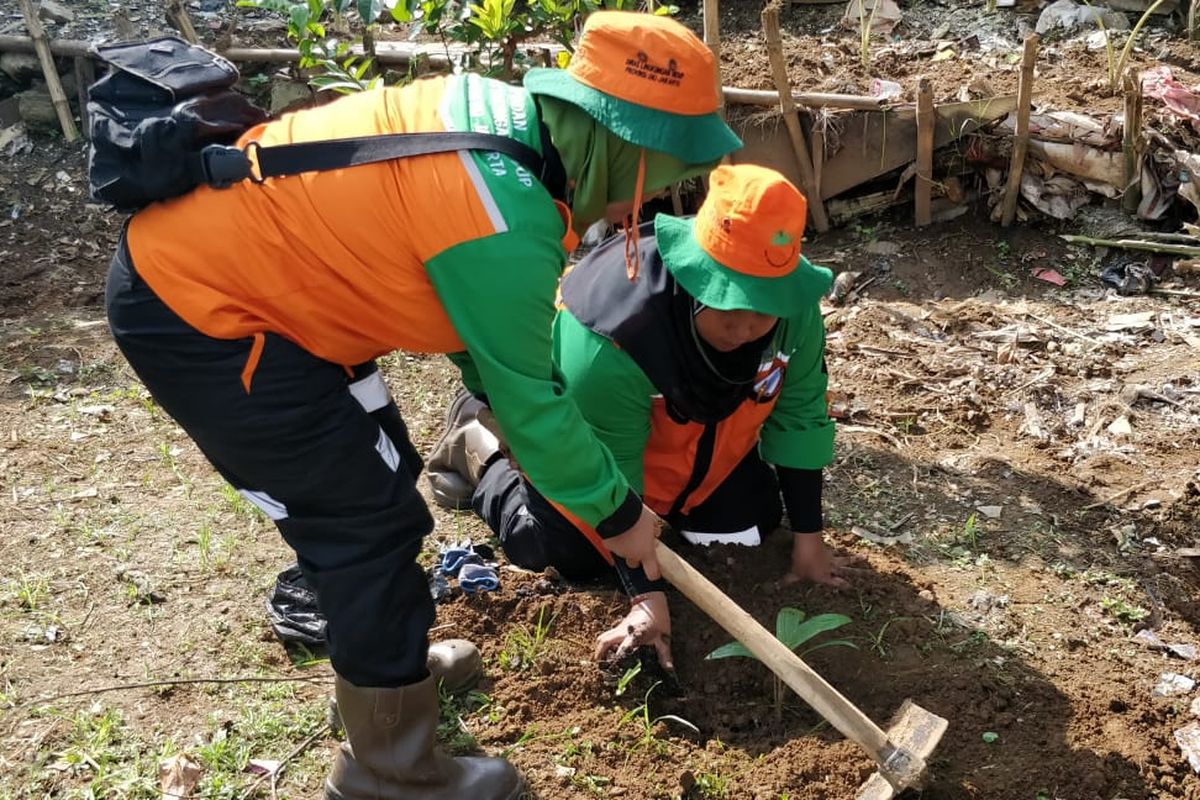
655, 214, 833, 319
524, 68, 742, 164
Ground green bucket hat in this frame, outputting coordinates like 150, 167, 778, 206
655, 164, 833, 319
523, 11, 741, 164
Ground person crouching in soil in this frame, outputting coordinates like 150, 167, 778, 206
427, 164, 861, 672
104, 11, 741, 800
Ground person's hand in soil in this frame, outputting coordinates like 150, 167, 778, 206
594, 590, 673, 670
782, 533, 862, 588
604, 504, 664, 580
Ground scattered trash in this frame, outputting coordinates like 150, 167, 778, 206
1153, 672, 1196, 697
869, 78, 902, 100
159, 753, 202, 800
850, 525, 914, 546
264, 564, 326, 647
1031, 267, 1066, 286
976, 505, 1003, 520
1035, 0, 1129, 36
842, 0, 903, 34
1176, 722, 1200, 774
1100, 259, 1156, 295
1142, 66, 1200, 124
828, 270, 862, 305
1134, 629, 1198, 660
1106, 415, 1133, 437
245, 759, 281, 777
969, 589, 1010, 612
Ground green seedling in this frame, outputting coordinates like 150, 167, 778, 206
706, 608, 856, 721
499, 605, 555, 671
692, 770, 731, 798
11, 571, 49, 612
961, 512, 980, 550
436, 683, 492, 754
615, 661, 642, 697
618, 681, 698, 755
1099, 595, 1149, 624
1083, 0, 1169, 91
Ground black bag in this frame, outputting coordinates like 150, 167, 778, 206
86, 37, 564, 212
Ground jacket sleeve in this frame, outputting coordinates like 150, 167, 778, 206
552, 310, 654, 495
426, 231, 640, 535
760, 307, 835, 471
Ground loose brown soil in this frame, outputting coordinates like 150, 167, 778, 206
2, 4, 1200, 799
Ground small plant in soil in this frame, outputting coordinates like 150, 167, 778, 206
618, 681, 698, 755
706, 608, 856, 721
1099, 595, 1149, 624
10, 570, 49, 612
1084, 0, 1169, 92
436, 684, 493, 754
499, 604, 555, 670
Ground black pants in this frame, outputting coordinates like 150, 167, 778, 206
106, 237, 433, 688
474, 447, 783, 594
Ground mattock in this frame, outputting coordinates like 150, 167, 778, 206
654, 541, 947, 798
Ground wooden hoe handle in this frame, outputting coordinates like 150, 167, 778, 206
655, 541, 892, 759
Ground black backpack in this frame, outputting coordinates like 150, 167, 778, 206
85, 37, 564, 212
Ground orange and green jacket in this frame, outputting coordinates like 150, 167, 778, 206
126, 74, 640, 534
554, 230, 834, 532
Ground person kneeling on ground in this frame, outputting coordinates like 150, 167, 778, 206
427, 164, 860, 671
106, 11, 740, 800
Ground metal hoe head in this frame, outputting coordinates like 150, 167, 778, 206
856, 699, 949, 800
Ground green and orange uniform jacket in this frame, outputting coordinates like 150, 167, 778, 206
125, 74, 641, 536
551, 229, 835, 562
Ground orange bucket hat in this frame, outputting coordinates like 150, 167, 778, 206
655, 164, 833, 317
523, 11, 741, 164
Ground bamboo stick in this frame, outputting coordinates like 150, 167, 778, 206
915, 77, 933, 227
722, 87, 887, 110
703, 0, 724, 118
17, 0, 78, 142
72, 56, 94, 139
1060, 235, 1200, 256
165, 0, 200, 44
1000, 34, 1040, 228
1122, 71, 1143, 216
761, 3, 830, 233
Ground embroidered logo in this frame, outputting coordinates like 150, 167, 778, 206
624, 51, 685, 87
752, 352, 791, 402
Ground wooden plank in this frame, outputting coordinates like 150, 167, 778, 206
915, 76, 933, 227
761, 2, 830, 232
1001, 34, 1039, 227
731, 95, 1017, 201
17, 0, 78, 142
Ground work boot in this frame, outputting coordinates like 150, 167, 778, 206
426, 389, 486, 510
427, 421, 503, 511
324, 673, 523, 800
328, 640, 483, 735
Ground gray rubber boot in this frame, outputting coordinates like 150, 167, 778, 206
427, 420, 502, 510
426, 390, 486, 510
324, 673, 523, 800
329, 640, 483, 735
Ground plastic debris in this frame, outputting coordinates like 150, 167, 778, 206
160, 754, 202, 800
977, 505, 1003, 519
1031, 267, 1066, 286
265, 564, 326, 646
1101, 259, 1156, 295
1133, 629, 1198, 661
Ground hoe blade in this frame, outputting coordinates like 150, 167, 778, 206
856, 699, 948, 800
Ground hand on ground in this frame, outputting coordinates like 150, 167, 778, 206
603, 504, 664, 580
594, 591, 673, 670
782, 533, 867, 588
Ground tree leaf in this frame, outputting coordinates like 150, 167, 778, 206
774, 607, 807, 647
654, 714, 699, 735
357, 0, 384, 22
705, 641, 754, 660
781, 612, 853, 651
798, 638, 858, 658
